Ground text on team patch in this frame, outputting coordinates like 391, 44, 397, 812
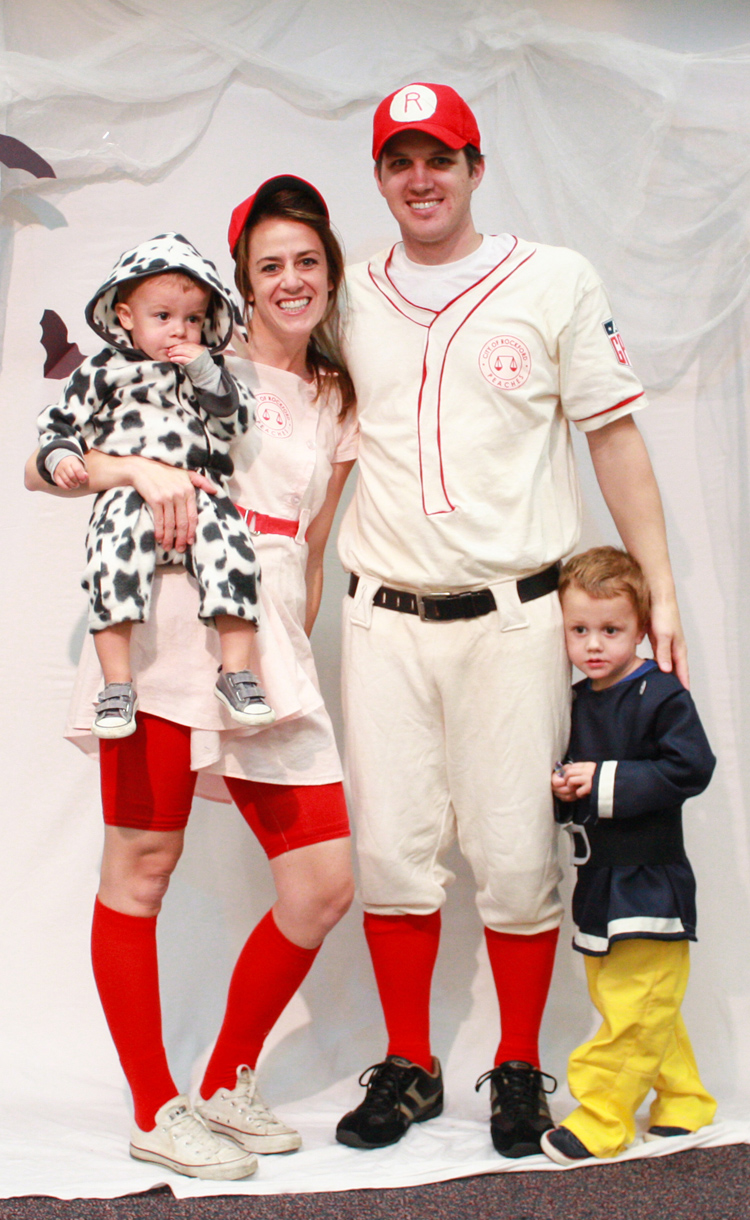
478, 335, 532, 390
255, 392, 293, 438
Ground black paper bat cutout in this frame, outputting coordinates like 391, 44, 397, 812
40, 310, 85, 378
0, 135, 55, 179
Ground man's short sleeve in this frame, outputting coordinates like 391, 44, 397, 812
560, 278, 647, 433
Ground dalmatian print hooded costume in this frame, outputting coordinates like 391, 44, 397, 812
36, 233, 261, 632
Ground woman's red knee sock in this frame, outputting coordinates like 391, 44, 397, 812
200, 909, 319, 1100
485, 926, 559, 1067
90, 897, 177, 1131
364, 910, 441, 1072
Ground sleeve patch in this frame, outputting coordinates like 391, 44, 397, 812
603, 318, 631, 366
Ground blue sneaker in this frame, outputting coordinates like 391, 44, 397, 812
644, 1125, 691, 1140
540, 1125, 593, 1165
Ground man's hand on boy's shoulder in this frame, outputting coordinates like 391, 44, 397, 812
551, 761, 596, 802
649, 594, 689, 690
167, 341, 207, 366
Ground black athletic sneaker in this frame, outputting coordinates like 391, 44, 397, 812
475, 1060, 556, 1157
336, 1055, 443, 1149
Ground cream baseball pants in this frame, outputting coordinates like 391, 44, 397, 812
342, 579, 569, 932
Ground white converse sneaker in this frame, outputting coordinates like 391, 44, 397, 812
129, 1095, 258, 1180
197, 1065, 302, 1154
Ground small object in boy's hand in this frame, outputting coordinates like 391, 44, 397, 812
553, 760, 566, 776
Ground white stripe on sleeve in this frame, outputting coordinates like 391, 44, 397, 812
597, 760, 618, 818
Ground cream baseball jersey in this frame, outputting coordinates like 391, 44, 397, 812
338, 237, 647, 591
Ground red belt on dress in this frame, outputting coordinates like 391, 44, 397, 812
235, 504, 299, 538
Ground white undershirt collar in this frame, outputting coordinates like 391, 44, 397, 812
388, 234, 515, 313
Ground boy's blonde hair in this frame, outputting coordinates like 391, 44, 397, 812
559, 546, 651, 630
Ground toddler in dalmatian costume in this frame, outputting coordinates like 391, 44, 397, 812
37, 233, 274, 738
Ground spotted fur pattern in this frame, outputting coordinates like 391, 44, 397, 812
36, 233, 260, 633
37, 347, 251, 474
85, 232, 235, 353
83, 486, 259, 630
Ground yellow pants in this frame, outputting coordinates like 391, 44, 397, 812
562, 939, 716, 1158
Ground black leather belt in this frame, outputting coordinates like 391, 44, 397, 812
347, 563, 559, 623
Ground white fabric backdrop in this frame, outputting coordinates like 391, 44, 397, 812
1, 0, 750, 1199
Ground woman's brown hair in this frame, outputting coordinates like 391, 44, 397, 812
232, 187, 355, 419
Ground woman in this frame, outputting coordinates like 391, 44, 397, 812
25, 176, 357, 1181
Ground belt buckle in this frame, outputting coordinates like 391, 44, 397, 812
246, 511, 260, 536
417, 591, 455, 621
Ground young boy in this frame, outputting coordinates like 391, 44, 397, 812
542, 546, 716, 1164
36, 232, 274, 738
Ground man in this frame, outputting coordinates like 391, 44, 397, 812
336, 82, 686, 1157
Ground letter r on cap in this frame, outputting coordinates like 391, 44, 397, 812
390, 84, 438, 122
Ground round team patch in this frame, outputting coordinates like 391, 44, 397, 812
389, 84, 438, 123
255, 392, 293, 438
478, 335, 532, 390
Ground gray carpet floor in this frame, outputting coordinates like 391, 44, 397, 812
0, 1145, 748, 1220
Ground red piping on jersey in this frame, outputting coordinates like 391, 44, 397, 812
577, 392, 645, 422
417, 247, 537, 515
383, 235, 519, 316
416, 338, 448, 511
382, 247, 435, 320
369, 259, 431, 327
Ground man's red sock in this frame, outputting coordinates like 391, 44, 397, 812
200, 909, 319, 1100
485, 926, 559, 1067
364, 910, 441, 1072
90, 897, 177, 1131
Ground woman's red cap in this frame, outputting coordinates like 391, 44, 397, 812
228, 175, 329, 256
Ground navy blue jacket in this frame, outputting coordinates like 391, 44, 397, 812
556, 660, 715, 955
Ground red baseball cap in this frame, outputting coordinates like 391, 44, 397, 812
228, 175, 329, 256
372, 83, 481, 161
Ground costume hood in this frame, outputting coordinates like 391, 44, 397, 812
85, 232, 238, 355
